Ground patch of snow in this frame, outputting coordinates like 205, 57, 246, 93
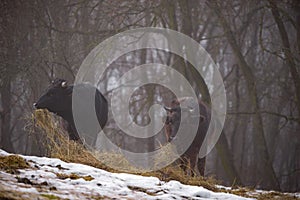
0, 149, 254, 199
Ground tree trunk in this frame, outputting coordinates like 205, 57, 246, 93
0, 78, 14, 153
268, 0, 300, 124
215, 130, 242, 185
208, 1, 280, 190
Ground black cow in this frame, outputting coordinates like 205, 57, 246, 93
34, 78, 108, 146
164, 97, 210, 176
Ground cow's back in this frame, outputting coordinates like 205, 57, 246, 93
71, 83, 108, 147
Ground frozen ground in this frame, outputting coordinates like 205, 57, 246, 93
0, 149, 295, 200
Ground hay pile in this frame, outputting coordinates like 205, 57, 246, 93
31, 109, 218, 191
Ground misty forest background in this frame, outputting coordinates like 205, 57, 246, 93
0, 0, 299, 192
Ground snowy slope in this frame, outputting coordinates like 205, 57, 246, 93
0, 149, 254, 200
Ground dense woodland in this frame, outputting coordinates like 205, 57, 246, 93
0, 0, 299, 192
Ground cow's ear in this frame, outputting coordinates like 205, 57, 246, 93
61, 81, 68, 88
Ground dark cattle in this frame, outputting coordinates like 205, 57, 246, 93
164, 97, 210, 176
34, 78, 108, 146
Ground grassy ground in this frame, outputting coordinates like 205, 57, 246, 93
25, 109, 299, 200
30, 110, 219, 190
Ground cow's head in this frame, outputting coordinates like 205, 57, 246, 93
33, 79, 73, 114
164, 98, 205, 142
164, 105, 181, 142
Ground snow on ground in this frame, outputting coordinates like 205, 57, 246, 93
0, 149, 254, 200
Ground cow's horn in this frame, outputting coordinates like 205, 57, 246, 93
187, 106, 194, 112
164, 106, 173, 112
61, 81, 68, 87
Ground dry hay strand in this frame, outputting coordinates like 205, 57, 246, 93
0, 155, 30, 174
92, 150, 146, 173
30, 110, 112, 171
152, 143, 179, 169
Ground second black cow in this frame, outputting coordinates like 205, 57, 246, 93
34, 78, 108, 146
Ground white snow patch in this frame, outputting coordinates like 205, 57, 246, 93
0, 149, 254, 199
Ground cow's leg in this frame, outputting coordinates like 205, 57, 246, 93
197, 157, 206, 176
189, 154, 200, 177
67, 123, 82, 143
164, 125, 171, 143
179, 153, 199, 176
